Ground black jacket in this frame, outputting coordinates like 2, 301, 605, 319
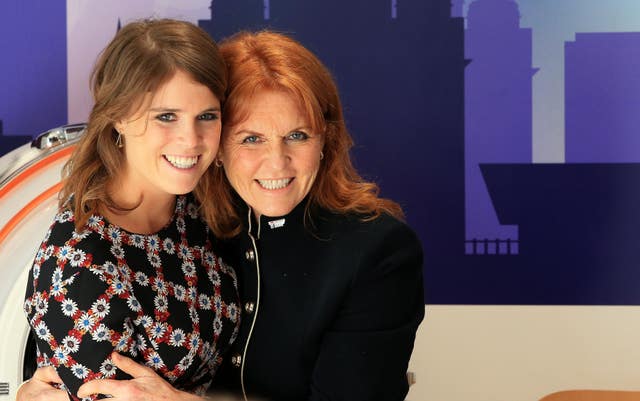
213, 200, 425, 401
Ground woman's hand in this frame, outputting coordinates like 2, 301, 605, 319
77, 352, 202, 401
15, 365, 67, 401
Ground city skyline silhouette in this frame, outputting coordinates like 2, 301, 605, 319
4, 1, 640, 304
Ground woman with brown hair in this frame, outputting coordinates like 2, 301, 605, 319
20, 19, 240, 400
20, 30, 423, 401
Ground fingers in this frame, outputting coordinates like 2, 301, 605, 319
32, 366, 62, 384
77, 378, 120, 399
111, 352, 155, 378
16, 377, 68, 401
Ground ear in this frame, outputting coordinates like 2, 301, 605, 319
114, 121, 124, 134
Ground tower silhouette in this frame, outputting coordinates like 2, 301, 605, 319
565, 32, 640, 163
465, 0, 537, 242
198, 0, 265, 41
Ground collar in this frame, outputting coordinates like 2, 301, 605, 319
241, 197, 310, 240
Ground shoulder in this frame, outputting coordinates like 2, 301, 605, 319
27, 213, 115, 311
42, 208, 104, 249
314, 209, 423, 277
33, 210, 112, 280
316, 209, 421, 251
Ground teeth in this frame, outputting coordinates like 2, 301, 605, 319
165, 155, 198, 169
257, 178, 292, 190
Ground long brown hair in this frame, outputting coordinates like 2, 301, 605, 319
204, 30, 403, 238
60, 19, 227, 230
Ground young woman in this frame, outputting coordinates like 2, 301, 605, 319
21, 19, 240, 400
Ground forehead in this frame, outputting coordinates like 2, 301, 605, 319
233, 89, 310, 129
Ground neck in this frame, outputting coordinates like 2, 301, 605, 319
102, 179, 177, 235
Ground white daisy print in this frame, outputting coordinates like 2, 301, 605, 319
91, 298, 110, 318
60, 299, 78, 317
169, 328, 186, 347
71, 363, 89, 379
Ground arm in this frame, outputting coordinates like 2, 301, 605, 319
309, 220, 425, 401
77, 353, 205, 401
21, 357, 237, 401
24, 228, 132, 400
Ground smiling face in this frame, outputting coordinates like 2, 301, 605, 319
116, 69, 222, 202
219, 89, 324, 218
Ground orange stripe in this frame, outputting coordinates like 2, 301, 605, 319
0, 145, 74, 201
0, 182, 63, 246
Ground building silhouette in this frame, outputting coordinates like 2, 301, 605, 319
198, 0, 266, 41
465, 0, 537, 243
481, 162, 640, 304
565, 32, 640, 162
464, 30, 640, 304
197, 0, 640, 306
451, 0, 464, 17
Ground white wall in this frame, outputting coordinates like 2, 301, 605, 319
407, 305, 640, 401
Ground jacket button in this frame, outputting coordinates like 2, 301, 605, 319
245, 249, 255, 261
231, 353, 242, 368
244, 302, 255, 314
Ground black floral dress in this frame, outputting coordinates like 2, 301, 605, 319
23, 195, 240, 400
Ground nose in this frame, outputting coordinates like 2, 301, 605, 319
178, 122, 200, 148
267, 142, 290, 169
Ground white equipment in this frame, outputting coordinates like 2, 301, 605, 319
0, 124, 84, 399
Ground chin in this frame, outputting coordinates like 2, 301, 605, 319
170, 185, 199, 195
262, 207, 296, 217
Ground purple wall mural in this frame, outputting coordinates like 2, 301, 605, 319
4, 0, 640, 305
465, 0, 536, 247
0, 0, 67, 152
565, 32, 640, 162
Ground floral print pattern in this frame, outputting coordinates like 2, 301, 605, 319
24, 195, 240, 400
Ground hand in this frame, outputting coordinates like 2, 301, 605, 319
77, 352, 201, 401
16, 365, 67, 401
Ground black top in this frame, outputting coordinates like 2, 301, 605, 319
24, 195, 240, 400
213, 199, 424, 401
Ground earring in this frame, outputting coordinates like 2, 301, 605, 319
115, 132, 124, 148
320, 151, 324, 160
214, 158, 223, 167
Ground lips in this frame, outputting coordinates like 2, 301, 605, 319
164, 155, 199, 169
256, 178, 293, 190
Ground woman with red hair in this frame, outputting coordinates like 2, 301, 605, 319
20, 30, 424, 401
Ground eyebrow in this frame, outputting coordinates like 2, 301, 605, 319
232, 126, 312, 136
149, 107, 221, 113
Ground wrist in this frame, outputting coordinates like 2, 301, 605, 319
175, 388, 208, 401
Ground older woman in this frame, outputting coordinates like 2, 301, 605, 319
19, 30, 424, 401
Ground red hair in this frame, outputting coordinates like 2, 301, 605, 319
203, 31, 403, 238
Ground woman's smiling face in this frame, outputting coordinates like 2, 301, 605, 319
219, 89, 324, 218
117, 69, 222, 200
